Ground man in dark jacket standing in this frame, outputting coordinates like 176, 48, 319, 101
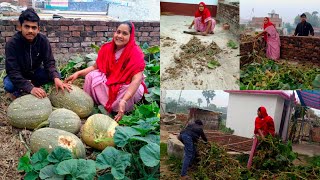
4, 8, 71, 99
294, 13, 314, 36
179, 120, 207, 180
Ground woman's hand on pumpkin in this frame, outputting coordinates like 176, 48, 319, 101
114, 100, 126, 122
64, 72, 79, 84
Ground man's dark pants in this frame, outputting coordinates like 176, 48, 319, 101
4, 68, 53, 96
181, 133, 196, 176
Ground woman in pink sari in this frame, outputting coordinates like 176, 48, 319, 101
255, 17, 281, 60
65, 21, 148, 121
189, 2, 216, 35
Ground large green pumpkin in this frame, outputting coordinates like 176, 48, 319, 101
48, 108, 81, 134
30, 128, 86, 158
7, 95, 52, 129
81, 114, 118, 150
49, 85, 94, 118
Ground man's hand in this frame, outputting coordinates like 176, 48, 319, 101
114, 100, 126, 122
64, 72, 79, 84
54, 78, 72, 94
31, 87, 47, 99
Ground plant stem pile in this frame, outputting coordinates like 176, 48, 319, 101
240, 59, 320, 90
169, 136, 320, 180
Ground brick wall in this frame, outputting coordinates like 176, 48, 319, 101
216, 2, 239, 34
240, 36, 320, 63
0, 19, 160, 56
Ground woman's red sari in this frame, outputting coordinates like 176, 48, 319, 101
96, 22, 148, 112
195, 2, 211, 24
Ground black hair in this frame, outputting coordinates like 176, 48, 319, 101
119, 21, 132, 33
19, 8, 40, 26
195, 120, 203, 125
258, 107, 261, 111
300, 13, 307, 18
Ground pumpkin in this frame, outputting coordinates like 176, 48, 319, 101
7, 95, 52, 129
81, 114, 118, 150
49, 85, 94, 118
47, 108, 82, 134
30, 128, 86, 158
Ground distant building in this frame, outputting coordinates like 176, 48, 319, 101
189, 108, 221, 130
250, 10, 282, 29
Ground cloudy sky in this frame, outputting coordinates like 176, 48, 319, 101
165, 90, 229, 107
240, 0, 320, 23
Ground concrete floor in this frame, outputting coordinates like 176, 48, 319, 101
160, 15, 240, 90
293, 143, 320, 157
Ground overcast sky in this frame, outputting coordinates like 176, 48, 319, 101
240, 0, 320, 23
165, 90, 229, 107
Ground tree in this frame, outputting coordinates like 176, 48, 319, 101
197, 98, 203, 107
202, 90, 216, 107
284, 22, 294, 34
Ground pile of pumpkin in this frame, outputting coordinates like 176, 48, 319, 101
6, 85, 118, 158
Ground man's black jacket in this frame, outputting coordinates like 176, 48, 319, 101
294, 21, 314, 36
5, 32, 59, 93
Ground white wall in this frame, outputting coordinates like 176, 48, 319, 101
160, 0, 217, 5
226, 93, 285, 138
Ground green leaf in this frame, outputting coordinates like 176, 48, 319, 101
139, 143, 160, 167
30, 148, 50, 171
39, 165, 65, 180
207, 60, 220, 69
98, 105, 110, 116
56, 159, 96, 179
85, 53, 98, 62
147, 46, 160, 54
96, 147, 131, 180
114, 126, 141, 147
18, 151, 32, 172
25, 171, 39, 180
130, 134, 160, 144
132, 122, 155, 136
142, 42, 150, 50
70, 56, 84, 63
151, 87, 160, 96
312, 74, 320, 89
47, 147, 73, 163
90, 44, 100, 53
98, 173, 114, 180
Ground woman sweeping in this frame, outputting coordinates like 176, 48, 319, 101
189, 2, 216, 35
65, 21, 147, 121
247, 106, 275, 169
255, 17, 281, 60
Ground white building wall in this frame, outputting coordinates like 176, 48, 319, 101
226, 93, 285, 138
